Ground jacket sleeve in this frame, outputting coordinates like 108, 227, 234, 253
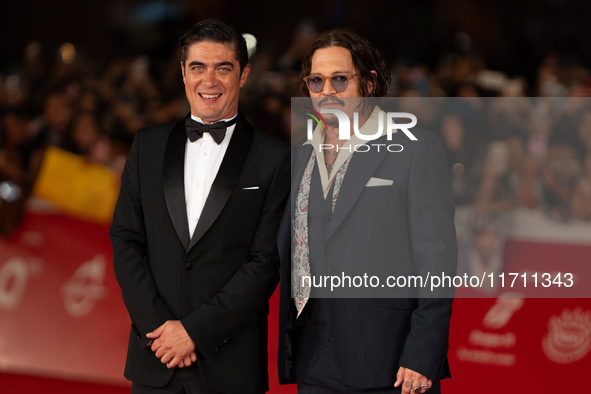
398, 131, 457, 380
110, 130, 175, 347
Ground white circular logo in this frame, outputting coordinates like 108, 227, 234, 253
0, 257, 29, 309
61, 255, 107, 317
543, 308, 591, 364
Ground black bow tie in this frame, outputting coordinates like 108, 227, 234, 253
185, 116, 238, 144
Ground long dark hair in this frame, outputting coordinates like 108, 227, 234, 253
298, 28, 391, 97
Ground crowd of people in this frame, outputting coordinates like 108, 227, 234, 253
0, 28, 590, 238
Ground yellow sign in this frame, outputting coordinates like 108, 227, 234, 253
33, 147, 119, 224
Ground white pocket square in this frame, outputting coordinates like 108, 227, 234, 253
365, 177, 393, 187
242, 186, 259, 190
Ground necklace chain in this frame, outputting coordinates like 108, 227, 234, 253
323, 133, 338, 177
325, 152, 337, 177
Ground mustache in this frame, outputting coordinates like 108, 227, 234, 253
317, 97, 345, 106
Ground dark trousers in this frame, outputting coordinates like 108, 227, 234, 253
295, 328, 395, 394
294, 312, 441, 394
130, 366, 264, 394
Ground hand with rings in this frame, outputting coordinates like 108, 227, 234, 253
411, 384, 430, 393
394, 367, 432, 394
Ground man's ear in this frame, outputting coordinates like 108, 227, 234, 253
180, 61, 186, 84
239, 63, 251, 87
369, 70, 378, 95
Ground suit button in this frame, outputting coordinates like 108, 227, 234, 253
185, 262, 193, 270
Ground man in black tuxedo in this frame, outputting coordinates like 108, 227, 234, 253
111, 19, 289, 394
278, 29, 456, 394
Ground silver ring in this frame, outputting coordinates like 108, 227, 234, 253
412, 385, 429, 393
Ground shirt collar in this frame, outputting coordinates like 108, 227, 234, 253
303, 106, 385, 198
190, 113, 238, 125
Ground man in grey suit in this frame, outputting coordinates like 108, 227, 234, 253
278, 29, 456, 394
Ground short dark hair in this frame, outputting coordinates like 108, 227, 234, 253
180, 19, 248, 74
299, 28, 391, 97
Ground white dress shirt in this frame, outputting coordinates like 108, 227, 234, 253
184, 114, 236, 238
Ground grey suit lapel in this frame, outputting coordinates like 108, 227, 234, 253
327, 139, 389, 240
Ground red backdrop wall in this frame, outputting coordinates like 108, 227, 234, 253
1, 210, 590, 393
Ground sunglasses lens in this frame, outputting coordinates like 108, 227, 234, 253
331, 75, 349, 91
307, 76, 324, 92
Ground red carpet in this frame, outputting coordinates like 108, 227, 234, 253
0, 372, 131, 394
1, 212, 590, 393
0, 288, 296, 393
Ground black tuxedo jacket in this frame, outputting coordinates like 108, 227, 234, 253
278, 127, 456, 390
110, 113, 289, 393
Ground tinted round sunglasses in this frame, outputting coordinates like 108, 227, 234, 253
303, 74, 357, 93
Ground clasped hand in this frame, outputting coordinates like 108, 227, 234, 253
147, 320, 197, 369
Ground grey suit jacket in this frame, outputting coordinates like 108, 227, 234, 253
278, 126, 456, 389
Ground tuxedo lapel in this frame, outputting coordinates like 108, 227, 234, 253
188, 113, 254, 251
327, 137, 389, 239
163, 116, 191, 249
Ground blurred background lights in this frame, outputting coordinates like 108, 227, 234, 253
59, 42, 76, 64
0, 181, 22, 202
4, 75, 22, 103
24, 41, 41, 60
242, 33, 257, 59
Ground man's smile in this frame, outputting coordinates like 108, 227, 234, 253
199, 93, 222, 99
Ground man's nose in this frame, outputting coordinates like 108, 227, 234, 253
201, 70, 217, 86
321, 78, 337, 96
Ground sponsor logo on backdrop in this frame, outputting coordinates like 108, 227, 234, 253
457, 294, 523, 366
543, 308, 591, 363
0, 257, 43, 310
483, 295, 524, 329
61, 255, 107, 317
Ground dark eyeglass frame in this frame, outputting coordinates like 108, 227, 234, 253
303, 74, 357, 93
